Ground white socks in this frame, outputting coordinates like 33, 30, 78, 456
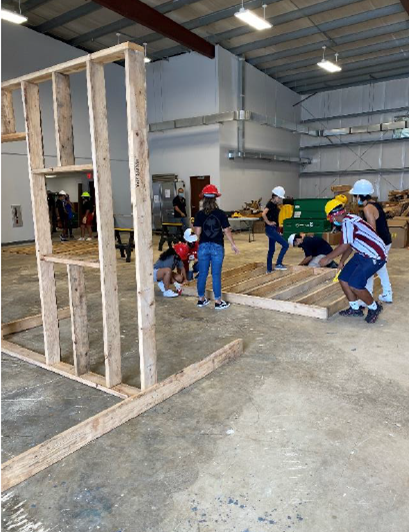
350, 301, 360, 310
368, 301, 377, 310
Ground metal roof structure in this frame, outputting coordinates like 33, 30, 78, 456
4, 0, 409, 93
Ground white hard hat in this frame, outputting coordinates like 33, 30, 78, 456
349, 179, 374, 196
288, 234, 296, 247
59, 190, 67, 195
272, 186, 286, 199
184, 228, 198, 243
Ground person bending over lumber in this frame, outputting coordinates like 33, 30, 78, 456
319, 199, 386, 324
154, 247, 187, 298
288, 233, 337, 268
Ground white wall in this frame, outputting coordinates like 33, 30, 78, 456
217, 47, 301, 210
1, 22, 132, 243
299, 78, 409, 200
146, 51, 220, 213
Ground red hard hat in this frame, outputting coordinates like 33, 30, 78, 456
200, 184, 221, 198
174, 243, 189, 261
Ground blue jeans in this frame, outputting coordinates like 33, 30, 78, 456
266, 225, 289, 271
197, 242, 224, 300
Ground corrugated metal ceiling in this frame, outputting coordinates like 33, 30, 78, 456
5, 0, 409, 93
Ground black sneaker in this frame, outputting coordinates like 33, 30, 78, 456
197, 298, 210, 308
215, 300, 230, 311
339, 307, 364, 317
365, 302, 383, 324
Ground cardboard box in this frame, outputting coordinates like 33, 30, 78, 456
388, 217, 409, 248
322, 232, 342, 246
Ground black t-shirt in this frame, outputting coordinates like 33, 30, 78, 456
363, 202, 392, 246
265, 200, 280, 226
56, 198, 66, 218
173, 195, 187, 218
300, 236, 333, 258
194, 208, 230, 247
82, 200, 94, 214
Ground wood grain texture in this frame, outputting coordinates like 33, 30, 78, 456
1, 307, 71, 338
294, 281, 340, 305
1, 339, 243, 492
2, 42, 144, 91
22, 81, 61, 365
52, 72, 75, 166
86, 60, 121, 388
1, 90, 15, 134
67, 265, 90, 376
1, 132, 26, 143
246, 269, 313, 297
41, 254, 100, 269
1, 341, 139, 400
124, 49, 157, 390
270, 270, 334, 300
33, 164, 93, 175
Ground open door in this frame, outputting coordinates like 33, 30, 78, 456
190, 175, 210, 217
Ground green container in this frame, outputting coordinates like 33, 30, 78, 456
283, 218, 332, 241
293, 198, 328, 220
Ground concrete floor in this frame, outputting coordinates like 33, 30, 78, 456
2, 231, 409, 532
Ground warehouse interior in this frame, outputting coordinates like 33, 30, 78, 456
1, 0, 409, 530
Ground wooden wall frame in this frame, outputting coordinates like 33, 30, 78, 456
1, 42, 243, 491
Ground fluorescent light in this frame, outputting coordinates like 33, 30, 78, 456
234, 7, 272, 30
1, 8, 27, 24
317, 59, 342, 73
45, 175, 57, 178
144, 57, 151, 64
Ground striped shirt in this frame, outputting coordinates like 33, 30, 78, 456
342, 214, 386, 261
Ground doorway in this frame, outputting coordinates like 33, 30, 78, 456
190, 175, 210, 217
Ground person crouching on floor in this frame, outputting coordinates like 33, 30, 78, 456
319, 199, 386, 324
183, 228, 199, 281
153, 247, 187, 298
288, 233, 338, 268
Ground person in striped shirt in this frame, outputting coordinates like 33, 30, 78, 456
319, 199, 386, 324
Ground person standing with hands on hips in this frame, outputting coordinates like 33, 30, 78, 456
262, 186, 289, 272
173, 187, 189, 231
194, 184, 239, 310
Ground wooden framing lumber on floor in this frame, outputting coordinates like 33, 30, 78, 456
1, 340, 139, 400
1, 307, 71, 338
1, 132, 26, 143
1, 339, 243, 493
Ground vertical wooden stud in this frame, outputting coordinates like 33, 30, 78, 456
21, 81, 60, 365
86, 60, 122, 388
1, 90, 16, 134
124, 49, 157, 389
67, 265, 90, 376
52, 72, 75, 166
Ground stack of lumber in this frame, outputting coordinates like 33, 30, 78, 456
384, 189, 409, 218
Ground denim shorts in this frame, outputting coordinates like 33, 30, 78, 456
339, 253, 386, 290
153, 269, 158, 283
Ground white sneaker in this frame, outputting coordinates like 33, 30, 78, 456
78, 237, 85, 241
163, 289, 178, 298
86, 237, 93, 241
174, 281, 182, 291
157, 281, 165, 293
379, 292, 393, 304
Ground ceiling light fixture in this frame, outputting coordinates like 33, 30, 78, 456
143, 42, 151, 63
317, 46, 341, 73
235, 2, 272, 31
1, 0, 27, 25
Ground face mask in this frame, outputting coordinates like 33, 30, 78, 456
357, 199, 364, 206
178, 192, 185, 198
333, 220, 342, 227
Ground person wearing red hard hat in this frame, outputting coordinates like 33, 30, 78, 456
194, 184, 239, 310
262, 186, 289, 272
